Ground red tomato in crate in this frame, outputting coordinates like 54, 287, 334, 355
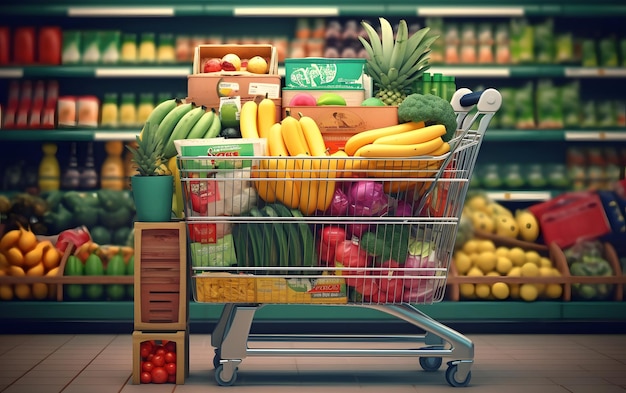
141, 361, 154, 373
152, 354, 165, 367
164, 351, 176, 364
168, 374, 177, 383
151, 367, 169, 384
165, 362, 177, 376
140, 342, 152, 359
164, 341, 176, 353
155, 346, 167, 356
140, 371, 152, 384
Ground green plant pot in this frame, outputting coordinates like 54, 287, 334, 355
130, 175, 173, 222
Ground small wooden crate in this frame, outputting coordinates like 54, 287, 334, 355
132, 329, 189, 385
134, 221, 188, 330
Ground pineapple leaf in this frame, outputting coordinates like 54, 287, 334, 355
389, 19, 408, 72
379, 17, 395, 73
403, 27, 431, 64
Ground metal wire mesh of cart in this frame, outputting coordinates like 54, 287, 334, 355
178, 88, 501, 307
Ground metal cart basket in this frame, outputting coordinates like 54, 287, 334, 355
178, 88, 502, 387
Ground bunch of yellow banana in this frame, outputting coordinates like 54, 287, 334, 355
254, 110, 347, 216
345, 123, 450, 175
239, 94, 277, 139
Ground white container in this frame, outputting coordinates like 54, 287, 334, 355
57, 96, 77, 127
77, 96, 100, 127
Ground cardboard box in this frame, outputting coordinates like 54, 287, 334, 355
256, 277, 348, 304
192, 44, 278, 75
284, 106, 399, 153
187, 73, 282, 117
132, 329, 189, 385
193, 273, 256, 303
282, 88, 365, 107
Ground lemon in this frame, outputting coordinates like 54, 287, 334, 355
495, 246, 510, 258
462, 239, 480, 255
475, 283, 491, 299
496, 256, 513, 275
486, 271, 501, 277
507, 266, 522, 277
491, 282, 510, 300
459, 284, 475, 299
544, 284, 563, 299
476, 251, 497, 274
477, 240, 496, 253
466, 266, 484, 277
519, 283, 539, 302
521, 262, 540, 277
454, 252, 472, 275
524, 250, 541, 266
467, 194, 489, 212
246, 55, 269, 74
508, 247, 526, 267
539, 266, 554, 277
551, 267, 562, 277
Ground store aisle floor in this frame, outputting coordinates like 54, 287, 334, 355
0, 333, 625, 392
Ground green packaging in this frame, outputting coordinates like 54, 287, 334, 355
599, 37, 618, 67
534, 19, 554, 64
514, 81, 535, 129
535, 79, 563, 129
99, 30, 121, 64
561, 80, 580, 128
555, 33, 574, 64
581, 39, 597, 67
81, 31, 101, 64
498, 88, 517, 129
596, 100, 617, 128
580, 100, 597, 128
62, 30, 81, 64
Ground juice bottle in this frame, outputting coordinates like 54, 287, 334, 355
138, 33, 156, 63
100, 140, 126, 190
61, 142, 80, 190
157, 33, 175, 63
100, 92, 119, 128
38, 143, 60, 191
120, 33, 137, 63
119, 93, 137, 128
80, 142, 99, 190
137, 93, 155, 125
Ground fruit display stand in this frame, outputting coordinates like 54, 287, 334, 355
447, 233, 626, 302
0, 240, 133, 302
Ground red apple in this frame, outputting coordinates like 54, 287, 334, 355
203, 58, 222, 73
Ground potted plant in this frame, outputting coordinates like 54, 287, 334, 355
126, 123, 174, 222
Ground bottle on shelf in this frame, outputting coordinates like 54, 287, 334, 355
157, 33, 176, 63
80, 142, 98, 190
137, 93, 155, 125
61, 142, 80, 190
119, 93, 137, 128
120, 33, 137, 63
100, 141, 126, 191
138, 32, 156, 63
100, 93, 119, 128
38, 143, 61, 192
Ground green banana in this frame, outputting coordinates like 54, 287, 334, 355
186, 109, 215, 140
249, 207, 272, 271
267, 203, 303, 275
289, 208, 319, 274
261, 205, 290, 274
203, 108, 222, 139
163, 105, 205, 159
140, 98, 179, 139
154, 102, 193, 148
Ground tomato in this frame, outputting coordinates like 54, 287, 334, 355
140, 371, 152, 384
354, 276, 380, 300
164, 351, 176, 364
320, 226, 347, 247
146, 353, 154, 362
164, 341, 176, 353
317, 238, 335, 266
165, 362, 177, 376
376, 260, 405, 302
151, 367, 169, 384
141, 361, 154, 373
334, 239, 369, 286
152, 354, 165, 367
140, 342, 152, 359
167, 374, 177, 383
155, 346, 167, 356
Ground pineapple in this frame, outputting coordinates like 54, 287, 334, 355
359, 18, 439, 105
126, 122, 166, 176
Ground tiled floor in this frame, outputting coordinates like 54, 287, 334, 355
0, 332, 625, 392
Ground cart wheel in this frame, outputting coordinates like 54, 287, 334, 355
419, 356, 443, 372
445, 364, 471, 387
213, 349, 221, 369
215, 364, 238, 386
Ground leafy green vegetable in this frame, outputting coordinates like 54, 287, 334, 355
359, 224, 411, 263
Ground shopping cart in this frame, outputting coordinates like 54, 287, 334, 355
178, 88, 501, 387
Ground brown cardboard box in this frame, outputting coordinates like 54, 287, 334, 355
283, 106, 399, 153
192, 44, 278, 75
282, 88, 365, 107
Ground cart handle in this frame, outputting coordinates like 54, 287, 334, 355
451, 88, 502, 113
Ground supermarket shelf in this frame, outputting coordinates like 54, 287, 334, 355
0, 129, 139, 142
484, 190, 556, 202
484, 129, 626, 141
0, 65, 192, 79
2, 65, 625, 80
3, 2, 626, 17
1, 301, 625, 325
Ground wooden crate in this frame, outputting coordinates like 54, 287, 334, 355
133, 221, 188, 330
132, 329, 189, 385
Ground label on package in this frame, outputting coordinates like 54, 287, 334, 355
248, 82, 280, 99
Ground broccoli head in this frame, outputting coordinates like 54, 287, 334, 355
397, 94, 457, 142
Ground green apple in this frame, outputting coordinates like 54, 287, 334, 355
361, 97, 385, 106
